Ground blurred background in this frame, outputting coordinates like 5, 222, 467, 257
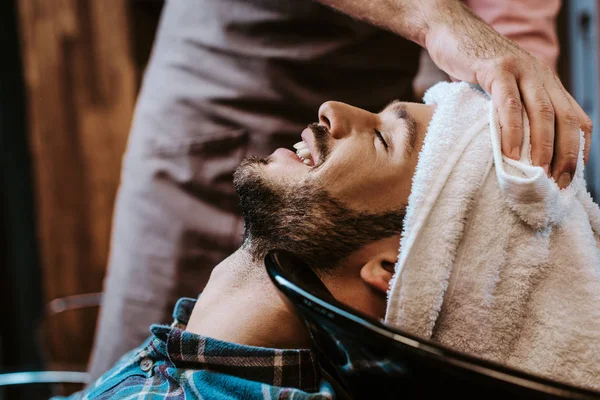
0, 0, 598, 398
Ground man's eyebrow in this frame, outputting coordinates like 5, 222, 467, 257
383, 100, 408, 120
382, 100, 418, 153
393, 103, 409, 120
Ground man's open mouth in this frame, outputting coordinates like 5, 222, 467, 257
293, 140, 315, 166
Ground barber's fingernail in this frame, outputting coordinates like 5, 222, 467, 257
510, 146, 521, 160
557, 172, 572, 188
542, 164, 550, 176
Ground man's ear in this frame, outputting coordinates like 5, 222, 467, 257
359, 249, 397, 294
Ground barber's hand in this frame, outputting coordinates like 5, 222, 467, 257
426, 3, 592, 188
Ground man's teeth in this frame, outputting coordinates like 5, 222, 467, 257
297, 148, 311, 159
293, 141, 314, 166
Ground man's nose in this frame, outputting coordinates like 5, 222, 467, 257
318, 101, 374, 139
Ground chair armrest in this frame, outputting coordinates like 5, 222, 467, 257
46, 293, 103, 315
0, 371, 90, 387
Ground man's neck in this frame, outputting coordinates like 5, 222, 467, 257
185, 248, 312, 349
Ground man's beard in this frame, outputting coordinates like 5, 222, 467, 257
233, 158, 405, 272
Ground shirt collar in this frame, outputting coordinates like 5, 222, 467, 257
150, 297, 320, 392
171, 297, 195, 328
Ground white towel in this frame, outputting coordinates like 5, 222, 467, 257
385, 82, 600, 391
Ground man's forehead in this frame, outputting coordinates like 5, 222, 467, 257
379, 100, 408, 120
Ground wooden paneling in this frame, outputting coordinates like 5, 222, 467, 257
17, 0, 138, 369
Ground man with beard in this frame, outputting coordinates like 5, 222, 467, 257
89, 0, 592, 383
59, 100, 435, 399
60, 81, 600, 397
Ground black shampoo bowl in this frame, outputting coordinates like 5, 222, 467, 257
265, 250, 600, 400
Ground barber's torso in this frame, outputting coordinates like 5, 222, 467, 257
157, 0, 420, 144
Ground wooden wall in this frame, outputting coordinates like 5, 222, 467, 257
16, 0, 149, 371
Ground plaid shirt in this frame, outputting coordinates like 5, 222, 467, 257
57, 298, 335, 399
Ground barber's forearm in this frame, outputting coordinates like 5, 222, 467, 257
317, 0, 592, 190
316, 0, 466, 47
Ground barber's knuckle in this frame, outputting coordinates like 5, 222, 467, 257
564, 111, 581, 130
504, 96, 522, 112
497, 54, 519, 72
537, 101, 555, 123
538, 140, 554, 154
505, 123, 523, 136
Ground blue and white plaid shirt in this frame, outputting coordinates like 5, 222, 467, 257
57, 298, 335, 399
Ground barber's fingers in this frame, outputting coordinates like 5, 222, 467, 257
491, 72, 523, 160
572, 96, 594, 165
519, 75, 554, 176
555, 76, 593, 165
544, 74, 581, 188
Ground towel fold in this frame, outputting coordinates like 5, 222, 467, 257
385, 82, 600, 391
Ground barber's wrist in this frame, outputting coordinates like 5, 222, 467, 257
398, 0, 451, 47
422, 0, 474, 49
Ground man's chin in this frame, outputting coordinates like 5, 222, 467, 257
234, 156, 269, 186
235, 154, 308, 196
238, 156, 271, 169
